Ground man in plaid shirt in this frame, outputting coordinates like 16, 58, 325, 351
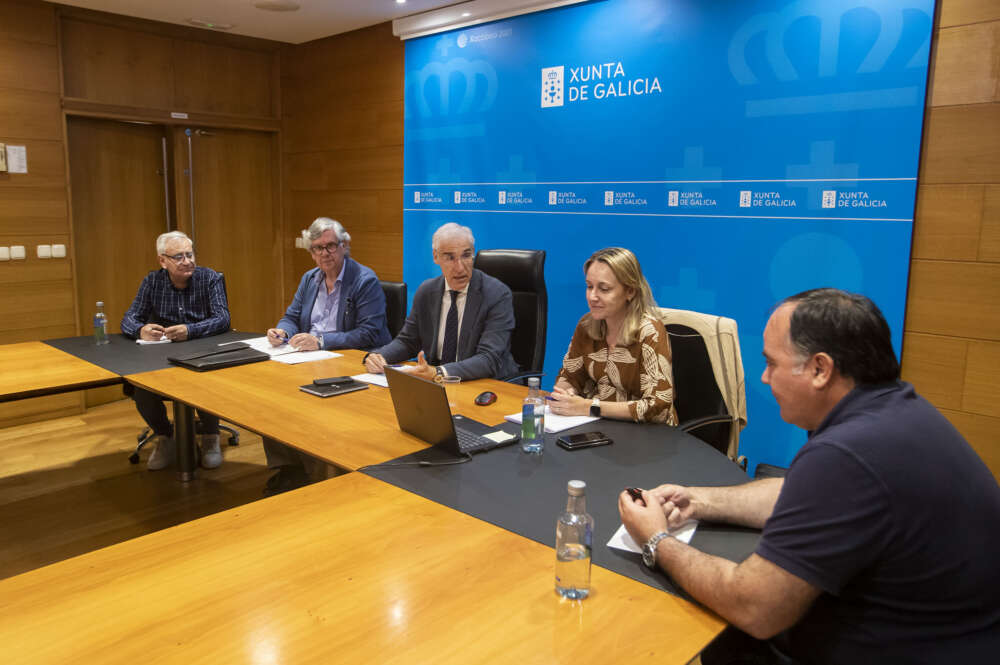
121, 231, 231, 471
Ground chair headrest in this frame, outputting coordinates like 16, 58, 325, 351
474, 250, 545, 292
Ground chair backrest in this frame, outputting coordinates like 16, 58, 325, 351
658, 308, 747, 460
473, 249, 547, 375
380, 281, 407, 339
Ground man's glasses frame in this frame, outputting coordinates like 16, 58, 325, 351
162, 251, 195, 263
310, 241, 342, 255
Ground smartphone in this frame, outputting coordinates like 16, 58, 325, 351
314, 376, 353, 386
556, 431, 613, 450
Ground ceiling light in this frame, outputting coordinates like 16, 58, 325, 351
462, 12, 471, 16
254, 0, 301, 10
393, 0, 587, 40
186, 18, 234, 30
396, 0, 407, 4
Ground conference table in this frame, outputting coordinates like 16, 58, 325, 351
0, 341, 120, 402
0, 335, 760, 663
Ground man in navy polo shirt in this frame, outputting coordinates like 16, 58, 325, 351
619, 288, 1000, 664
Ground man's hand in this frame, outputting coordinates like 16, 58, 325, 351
365, 352, 387, 374
288, 333, 319, 351
649, 484, 700, 529
139, 323, 167, 341
619, 489, 670, 546
403, 350, 437, 381
163, 324, 189, 342
266, 328, 288, 346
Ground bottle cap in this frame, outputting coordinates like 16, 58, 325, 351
567, 479, 586, 495
528, 377, 540, 387
96, 301, 104, 307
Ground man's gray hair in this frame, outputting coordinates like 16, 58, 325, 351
156, 231, 192, 255
432, 222, 475, 252
302, 217, 351, 249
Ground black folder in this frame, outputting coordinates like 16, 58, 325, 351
167, 344, 269, 371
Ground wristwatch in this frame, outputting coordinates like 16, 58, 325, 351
589, 397, 601, 417
434, 366, 445, 383
642, 531, 671, 568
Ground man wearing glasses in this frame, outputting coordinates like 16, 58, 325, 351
121, 230, 231, 471
364, 222, 518, 382
262, 217, 391, 494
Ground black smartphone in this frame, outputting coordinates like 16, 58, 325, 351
556, 431, 612, 450
314, 376, 353, 386
626, 487, 644, 502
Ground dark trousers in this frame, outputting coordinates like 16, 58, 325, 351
133, 388, 219, 437
701, 627, 802, 665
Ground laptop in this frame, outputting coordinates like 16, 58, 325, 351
384, 367, 517, 457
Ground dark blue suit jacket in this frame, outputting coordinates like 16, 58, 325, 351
374, 269, 519, 380
277, 258, 390, 351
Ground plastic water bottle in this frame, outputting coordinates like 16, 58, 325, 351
555, 479, 593, 599
521, 377, 545, 453
93, 301, 109, 345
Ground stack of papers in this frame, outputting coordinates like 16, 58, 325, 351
504, 405, 598, 433
220, 336, 342, 364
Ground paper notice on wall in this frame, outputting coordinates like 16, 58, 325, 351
6, 146, 27, 174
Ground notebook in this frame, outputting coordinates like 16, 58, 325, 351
384, 367, 518, 457
299, 380, 369, 398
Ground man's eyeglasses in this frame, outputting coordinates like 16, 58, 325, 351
162, 251, 195, 263
310, 241, 342, 255
438, 250, 474, 264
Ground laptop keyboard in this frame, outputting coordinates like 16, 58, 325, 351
455, 426, 497, 454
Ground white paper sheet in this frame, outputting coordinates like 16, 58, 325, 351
606, 521, 698, 553
504, 405, 599, 433
136, 337, 171, 345
271, 350, 340, 364
352, 373, 389, 387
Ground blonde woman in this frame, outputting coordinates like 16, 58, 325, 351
549, 247, 677, 424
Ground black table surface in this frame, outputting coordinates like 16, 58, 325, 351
365, 418, 760, 596
44, 331, 260, 376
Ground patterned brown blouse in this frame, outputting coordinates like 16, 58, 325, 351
557, 313, 678, 424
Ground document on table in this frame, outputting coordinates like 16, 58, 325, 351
136, 338, 171, 345
219, 336, 297, 357
271, 350, 340, 364
352, 373, 389, 387
504, 406, 598, 433
607, 521, 698, 552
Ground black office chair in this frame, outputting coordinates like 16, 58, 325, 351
380, 280, 407, 339
473, 249, 547, 384
658, 308, 747, 465
127, 272, 240, 464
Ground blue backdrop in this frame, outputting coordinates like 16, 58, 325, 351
402, 0, 935, 469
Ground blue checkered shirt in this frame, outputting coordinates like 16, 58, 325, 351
120, 267, 231, 339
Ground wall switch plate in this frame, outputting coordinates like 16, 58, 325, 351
0, 247, 9, 261
52, 244, 66, 258
10, 245, 26, 260
37, 244, 52, 259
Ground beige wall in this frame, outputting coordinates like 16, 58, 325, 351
902, 0, 1000, 478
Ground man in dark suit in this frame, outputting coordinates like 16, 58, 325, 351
364, 222, 519, 381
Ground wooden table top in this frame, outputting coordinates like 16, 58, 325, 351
0, 472, 725, 663
0, 341, 121, 402
126, 349, 531, 470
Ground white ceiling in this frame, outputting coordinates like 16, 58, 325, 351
55, 0, 469, 44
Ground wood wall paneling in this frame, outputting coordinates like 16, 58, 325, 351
0, 279, 75, 330
60, 19, 175, 109
899, 332, 968, 411
287, 148, 403, 192
963, 340, 1000, 417
928, 22, 999, 107
0, 258, 72, 285
0, 38, 59, 94
939, 408, 1000, 481
0, 0, 57, 45
939, 0, 1000, 28
0, 89, 62, 140
283, 100, 403, 154
0, 187, 69, 235
918, 104, 1000, 183
905, 260, 1000, 339
172, 40, 274, 118
981, 185, 1000, 261
0, 393, 82, 429
911, 184, 984, 260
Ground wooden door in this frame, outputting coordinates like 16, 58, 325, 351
173, 127, 281, 333
67, 117, 171, 334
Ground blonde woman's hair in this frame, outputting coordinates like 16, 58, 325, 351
581, 247, 658, 345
